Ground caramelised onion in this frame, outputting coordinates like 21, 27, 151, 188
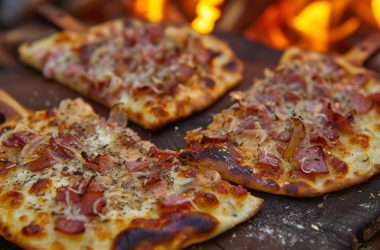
283, 122, 304, 161
109, 103, 128, 128
197, 169, 222, 188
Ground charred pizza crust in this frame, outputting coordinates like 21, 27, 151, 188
0, 98, 262, 250
180, 48, 380, 197
18, 19, 243, 130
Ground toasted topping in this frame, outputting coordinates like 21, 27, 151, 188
194, 192, 219, 208
230, 185, 248, 197
55, 217, 85, 234
22, 224, 43, 236
83, 153, 113, 173
295, 146, 328, 174
25, 148, 58, 172
350, 92, 373, 114
55, 184, 106, 217
258, 151, 280, 167
196, 169, 221, 188
161, 194, 192, 209
1, 191, 24, 207
283, 122, 304, 161
3, 131, 36, 149
29, 179, 51, 194
125, 160, 151, 172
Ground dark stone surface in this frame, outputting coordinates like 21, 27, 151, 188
0, 29, 380, 250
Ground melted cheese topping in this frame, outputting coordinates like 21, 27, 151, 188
19, 19, 243, 130
185, 48, 380, 196
0, 98, 262, 250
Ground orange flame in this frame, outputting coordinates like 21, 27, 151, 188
290, 1, 359, 51
372, 0, 380, 28
192, 0, 224, 33
133, 0, 166, 22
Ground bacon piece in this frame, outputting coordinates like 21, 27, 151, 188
83, 153, 112, 173
79, 43, 95, 65
25, 148, 58, 172
0, 160, 15, 176
258, 151, 280, 167
29, 179, 51, 194
295, 146, 329, 174
284, 91, 300, 103
161, 194, 191, 208
22, 224, 43, 236
3, 131, 36, 149
87, 176, 112, 192
146, 24, 164, 41
176, 65, 195, 81
201, 134, 228, 144
309, 101, 350, 145
246, 104, 292, 141
56, 182, 106, 216
54, 134, 81, 148
125, 160, 151, 172
55, 186, 81, 204
197, 48, 214, 64
149, 147, 176, 166
80, 191, 105, 216
370, 93, 380, 104
350, 92, 373, 114
50, 138, 76, 159
238, 116, 257, 131
143, 172, 162, 188
55, 217, 85, 235
123, 27, 138, 46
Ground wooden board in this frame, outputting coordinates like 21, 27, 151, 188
1, 27, 380, 250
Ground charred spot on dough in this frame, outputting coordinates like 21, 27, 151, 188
194, 192, 219, 208
253, 176, 280, 192
113, 212, 218, 250
18, 215, 28, 222
200, 77, 215, 89
223, 60, 238, 71
325, 154, 349, 175
230, 185, 248, 197
180, 147, 253, 179
152, 107, 168, 117
1, 191, 24, 208
1, 225, 12, 239
349, 133, 370, 149
284, 181, 315, 196
22, 224, 43, 236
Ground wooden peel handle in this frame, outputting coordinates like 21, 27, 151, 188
36, 3, 87, 32
0, 89, 29, 124
344, 33, 380, 66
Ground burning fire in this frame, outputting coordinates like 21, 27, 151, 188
245, 0, 380, 52
291, 1, 359, 51
133, 0, 166, 22
372, 0, 380, 27
191, 0, 224, 33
